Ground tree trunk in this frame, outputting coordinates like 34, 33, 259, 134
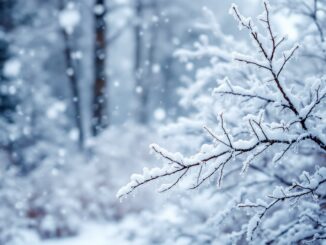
0, 0, 19, 166
92, 0, 108, 136
59, 0, 84, 149
134, 0, 148, 124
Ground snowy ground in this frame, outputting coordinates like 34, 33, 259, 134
22, 223, 135, 245
20, 206, 183, 245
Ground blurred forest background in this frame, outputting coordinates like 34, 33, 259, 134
1, 0, 324, 244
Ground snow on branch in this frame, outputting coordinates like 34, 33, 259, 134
117, 3, 326, 242
117, 113, 322, 199
118, 1, 326, 200
231, 2, 301, 117
239, 167, 326, 241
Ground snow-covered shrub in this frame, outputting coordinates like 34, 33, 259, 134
119, 2, 326, 244
0, 122, 165, 244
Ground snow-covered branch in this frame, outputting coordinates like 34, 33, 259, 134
239, 167, 326, 240
118, 1, 326, 243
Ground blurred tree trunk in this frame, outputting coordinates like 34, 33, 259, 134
59, 0, 85, 149
0, 0, 19, 165
161, 23, 174, 112
92, 0, 108, 136
134, 0, 148, 124
0, 0, 15, 31
146, 0, 159, 110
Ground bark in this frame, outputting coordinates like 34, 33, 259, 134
134, 0, 149, 124
0, 0, 18, 165
92, 0, 108, 136
0, 0, 15, 31
59, 0, 84, 149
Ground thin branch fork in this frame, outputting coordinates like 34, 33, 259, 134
235, 58, 271, 70
276, 45, 299, 78
159, 168, 189, 193
232, 3, 301, 118
269, 178, 326, 200
220, 114, 233, 148
232, 6, 269, 60
217, 90, 273, 103
251, 119, 269, 140
216, 90, 292, 111
145, 132, 316, 193
240, 177, 326, 240
232, 3, 326, 151
203, 126, 230, 147
266, 213, 326, 244
301, 89, 326, 124
153, 146, 186, 167
263, 1, 276, 61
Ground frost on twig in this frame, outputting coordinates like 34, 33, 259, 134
239, 167, 326, 241
118, 1, 326, 242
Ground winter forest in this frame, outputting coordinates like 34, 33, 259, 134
0, 0, 325, 244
